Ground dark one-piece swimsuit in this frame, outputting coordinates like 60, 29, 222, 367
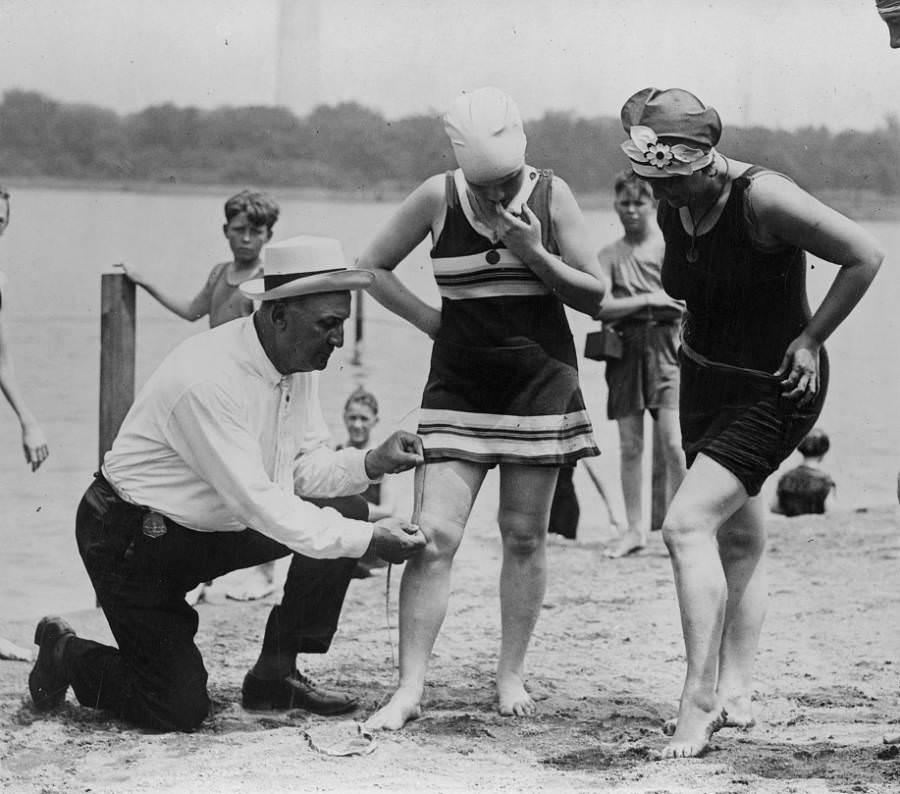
658, 166, 828, 496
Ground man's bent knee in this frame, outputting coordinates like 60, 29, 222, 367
147, 688, 210, 732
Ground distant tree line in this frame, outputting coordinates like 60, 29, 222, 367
1, 89, 899, 197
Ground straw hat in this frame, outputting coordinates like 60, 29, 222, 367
240, 235, 373, 300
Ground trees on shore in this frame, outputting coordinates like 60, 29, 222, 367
1, 89, 898, 198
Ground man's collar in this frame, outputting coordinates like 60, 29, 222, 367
242, 314, 285, 386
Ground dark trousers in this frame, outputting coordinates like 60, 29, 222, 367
65, 474, 365, 731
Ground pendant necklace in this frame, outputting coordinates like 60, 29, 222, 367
685, 156, 729, 264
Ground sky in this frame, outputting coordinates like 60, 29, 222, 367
0, 0, 897, 131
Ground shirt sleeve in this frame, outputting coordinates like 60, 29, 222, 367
163, 382, 373, 559
291, 378, 377, 498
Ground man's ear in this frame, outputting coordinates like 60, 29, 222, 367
222, 223, 229, 238
269, 300, 288, 328
265, 228, 274, 243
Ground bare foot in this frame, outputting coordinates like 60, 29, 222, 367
497, 673, 536, 717
364, 689, 422, 731
720, 693, 755, 731
226, 568, 276, 601
605, 530, 647, 559
664, 695, 753, 735
659, 701, 727, 759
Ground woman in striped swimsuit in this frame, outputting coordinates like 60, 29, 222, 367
359, 88, 608, 730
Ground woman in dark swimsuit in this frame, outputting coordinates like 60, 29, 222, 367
619, 88, 883, 758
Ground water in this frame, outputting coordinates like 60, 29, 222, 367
0, 186, 897, 620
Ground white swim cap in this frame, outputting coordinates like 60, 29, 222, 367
443, 87, 527, 183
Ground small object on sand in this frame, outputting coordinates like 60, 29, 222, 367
305, 720, 377, 756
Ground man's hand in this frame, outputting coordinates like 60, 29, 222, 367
364, 431, 424, 478
369, 517, 426, 563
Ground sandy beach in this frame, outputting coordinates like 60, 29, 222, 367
2, 502, 898, 793
1, 188, 898, 792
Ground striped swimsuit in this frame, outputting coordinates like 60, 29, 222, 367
416, 167, 598, 466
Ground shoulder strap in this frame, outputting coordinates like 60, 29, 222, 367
528, 169, 558, 255
444, 170, 459, 209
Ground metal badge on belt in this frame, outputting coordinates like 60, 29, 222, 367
142, 511, 167, 538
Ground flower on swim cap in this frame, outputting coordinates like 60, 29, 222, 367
621, 87, 722, 148
443, 87, 527, 183
619, 88, 722, 178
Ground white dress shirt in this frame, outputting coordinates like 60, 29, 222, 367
102, 316, 375, 559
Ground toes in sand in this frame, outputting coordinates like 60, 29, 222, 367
497, 675, 536, 717
720, 695, 755, 731
605, 531, 646, 559
659, 706, 726, 759
364, 691, 422, 731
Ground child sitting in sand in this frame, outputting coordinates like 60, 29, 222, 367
773, 428, 835, 517
338, 387, 395, 577
116, 189, 281, 603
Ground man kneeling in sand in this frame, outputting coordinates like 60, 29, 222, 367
28, 236, 425, 731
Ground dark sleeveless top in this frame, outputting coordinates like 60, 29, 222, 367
416, 168, 597, 467
659, 166, 811, 373
658, 166, 828, 496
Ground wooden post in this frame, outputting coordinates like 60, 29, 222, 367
351, 289, 364, 366
650, 420, 668, 531
99, 273, 136, 464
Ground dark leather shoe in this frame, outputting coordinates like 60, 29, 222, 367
28, 616, 75, 711
241, 669, 358, 715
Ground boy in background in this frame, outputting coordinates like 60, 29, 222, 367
338, 387, 394, 578
773, 428, 835, 516
116, 189, 280, 602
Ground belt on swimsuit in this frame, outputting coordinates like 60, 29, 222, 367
679, 337, 782, 385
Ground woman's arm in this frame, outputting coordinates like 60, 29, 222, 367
0, 313, 49, 470
596, 290, 681, 321
114, 262, 212, 322
498, 177, 608, 318
356, 176, 445, 338
751, 174, 884, 403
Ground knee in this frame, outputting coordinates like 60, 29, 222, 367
661, 509, 703, 553
306, 494, 369, 521
155, 688, 210, 732
620, 435, 644, 461
719, 524, 766, 561
498, 511, 545, 557
417, 515, 465, 563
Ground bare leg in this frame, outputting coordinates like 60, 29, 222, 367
715, 496, 767, 729
607, 414, 647, 558
364, 461, 486, 731
581, 459, 627, 533
495, 465, 558, 716
660, 454, 747, 758
654, 407, 686, 509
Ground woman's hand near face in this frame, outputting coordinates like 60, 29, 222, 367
497, 204, 543, 262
